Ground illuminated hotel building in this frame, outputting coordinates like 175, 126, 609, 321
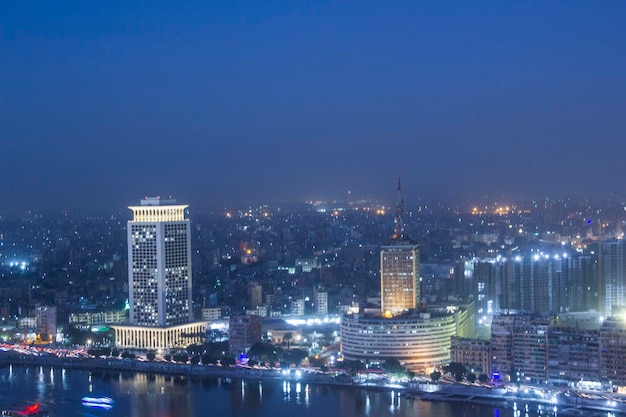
128, 197, 192, 326
341, 305, 474, 373
341, 179, 473, 372
113, 197, 206, 350
380, 177, 420, 317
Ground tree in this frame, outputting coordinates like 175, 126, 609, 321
187, 344, 207, 356
467, 373, 477, 383
283, 348, 308, 366
478, 374, 490, 384
283, 332, 293, 349
221, 356, 236, 367
382, 358, 405, 375
121, 351, 135, 360
190, 355, 200, 365
344, 360, 365, 373
430, 371, 442, 383
173, 354, 188, 363
248, 342, 279, 363
444, 362, 467, 381
87, 348, 101, 357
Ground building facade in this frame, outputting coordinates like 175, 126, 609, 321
604, 239, 626, 317
36, 305, 56, 342
315, 291, 328, 315
450, 337, 491, 375
512, 318, 549, 384
600, 316, 626, 388
112, 322, 206, 351
547, 326, 600, 385
380, 243, 420, 317
69, 310, 128, 326
229, 315, 263, 355
341, 307, 473, 373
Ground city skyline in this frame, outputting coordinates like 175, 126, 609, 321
2, 2, 626, 213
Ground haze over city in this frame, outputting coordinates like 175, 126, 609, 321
6, 4, 626, 416
1, 1, 625, 213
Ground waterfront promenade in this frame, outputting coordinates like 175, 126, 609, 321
0, 349, 352, 386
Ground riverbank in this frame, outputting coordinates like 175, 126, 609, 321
2, 351, 625, 416
0, 350, 355, 387
421, 384, 626, 416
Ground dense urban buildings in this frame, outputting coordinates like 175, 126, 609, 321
3, 193, 626, 388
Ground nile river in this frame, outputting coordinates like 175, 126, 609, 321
0, 364, 548, 417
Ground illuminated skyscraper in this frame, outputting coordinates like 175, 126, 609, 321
127, 197, 192, 326
380, 177, 420, 317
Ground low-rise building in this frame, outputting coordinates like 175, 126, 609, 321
450, 337, 491, 375
69, 310, 127, 326
548, 326, 600, 386
229, 315, 262, 355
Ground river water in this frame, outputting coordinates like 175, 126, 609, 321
0, 364, 553, 417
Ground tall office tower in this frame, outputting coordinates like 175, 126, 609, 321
380, 177, 420, 317
128, 197, 192, 327
603, 239, 626, 317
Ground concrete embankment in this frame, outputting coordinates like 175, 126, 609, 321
422, 385, 626, 416
0, 351, 353, 387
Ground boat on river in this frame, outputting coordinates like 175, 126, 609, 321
1, 402, 49, 416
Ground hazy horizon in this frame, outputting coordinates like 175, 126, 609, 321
2, 2, 625, 214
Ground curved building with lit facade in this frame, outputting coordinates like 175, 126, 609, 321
340, 305, 473, 373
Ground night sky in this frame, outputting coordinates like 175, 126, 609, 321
1, 2, 625, 213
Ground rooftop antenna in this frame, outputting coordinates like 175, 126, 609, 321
392, 175, 406, 241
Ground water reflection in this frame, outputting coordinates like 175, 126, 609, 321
115, 372, 195, 417
0, 366, 522, 417
230, 379, 261, 415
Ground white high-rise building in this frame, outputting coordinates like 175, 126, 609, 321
128, 197, 192, 327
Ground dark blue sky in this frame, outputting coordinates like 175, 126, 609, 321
1, 1, 625, 212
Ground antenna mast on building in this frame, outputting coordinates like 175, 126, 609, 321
392, 175, 406, 241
